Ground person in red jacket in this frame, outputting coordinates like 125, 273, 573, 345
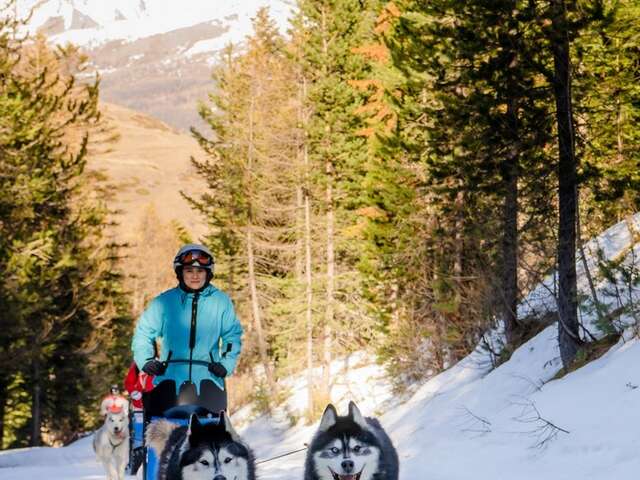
124, 362, 153, 475
123, 362, 154, 410
100, 384, 129, 416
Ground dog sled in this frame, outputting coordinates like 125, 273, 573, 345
127, 353, 227, 480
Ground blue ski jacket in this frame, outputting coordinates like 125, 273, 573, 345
131, 284, 243, 391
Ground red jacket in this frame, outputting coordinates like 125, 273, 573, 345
124, 362, 154, 409
100, 394, 128, 416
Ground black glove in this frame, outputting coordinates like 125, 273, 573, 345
208, 362, 227, 378
142, 359, 166, 376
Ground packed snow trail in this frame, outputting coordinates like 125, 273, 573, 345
0, 436, 104, 479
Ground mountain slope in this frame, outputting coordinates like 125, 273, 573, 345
88, 102, 207, 243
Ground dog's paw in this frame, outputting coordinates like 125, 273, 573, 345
146, 419, 178, 455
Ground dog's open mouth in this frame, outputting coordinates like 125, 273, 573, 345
329, 467, 363, 480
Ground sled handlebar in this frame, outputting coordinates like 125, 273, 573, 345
161, 351, 216, 368
164, 359, 210, 366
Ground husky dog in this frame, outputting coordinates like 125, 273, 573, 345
93, 409, 130, 480
305, 401, 399, 480
146, 411, 256, 480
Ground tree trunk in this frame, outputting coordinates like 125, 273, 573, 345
246, 87, 277, 400
453, 190, 464, 277
299, 74, 315, 413
615, 42, 624, 165
431, 216, 446, 371
31, 358, 42, 446
246, 227, 277, 396
323, 156, 334, 392
296, 186, 305, 279
321, 5, 333, 399
0, 375, 7, 448
305, 174, 314, 411
502, 98, 519, 345
228, 255, 235, 298
550, 0, 581, 367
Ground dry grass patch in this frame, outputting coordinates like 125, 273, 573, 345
553, 333, 622, 380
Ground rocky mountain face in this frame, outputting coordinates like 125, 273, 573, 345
81, 23, 225, 132
19, 0, 293, 131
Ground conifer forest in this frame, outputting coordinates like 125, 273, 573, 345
1, 0, 640, 448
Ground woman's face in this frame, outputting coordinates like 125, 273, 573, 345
183, 265, 207, 290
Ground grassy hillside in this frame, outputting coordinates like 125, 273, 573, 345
88, 102, 209, 314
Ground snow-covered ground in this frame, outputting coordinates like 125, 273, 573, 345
2, 215, 640, 479
3, 333, 640, 479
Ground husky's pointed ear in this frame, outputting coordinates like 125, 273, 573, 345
348, 401, 367, 430
318, 404, 338, 432
187, 413, 201, 443
219, 410, 241, 442
146, 419, 178, 455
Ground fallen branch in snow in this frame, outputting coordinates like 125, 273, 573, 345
509, 374, 545, 393
511, 398, 569, 449
456, 406, 492, 437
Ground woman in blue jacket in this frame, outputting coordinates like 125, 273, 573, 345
131, 244, 243, 396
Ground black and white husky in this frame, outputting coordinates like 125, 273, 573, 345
305, 401, 399, 480
146, 411, 256, 480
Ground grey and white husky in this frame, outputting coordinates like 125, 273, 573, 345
146, 411, 256, 480
93, 409, 129, 480
305, 401, 399, 480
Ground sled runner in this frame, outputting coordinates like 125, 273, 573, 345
136, 354, 227, 480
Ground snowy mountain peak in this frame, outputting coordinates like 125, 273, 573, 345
20, 0, 146, 34
16, 0, 295, 131
18, 0, 294, 49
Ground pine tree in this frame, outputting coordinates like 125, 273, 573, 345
375, 0, 558, 378
0, 11, 131, 445
293, 0, 382, 405
547, 0, 581, 367
189, 8, 301, 410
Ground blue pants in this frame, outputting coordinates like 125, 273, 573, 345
132, 411, 144, 448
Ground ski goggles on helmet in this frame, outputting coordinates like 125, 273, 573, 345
178, 250, 213, 267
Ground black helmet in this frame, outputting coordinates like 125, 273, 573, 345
173, 243, 215, 293
110, 384, 119, 394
